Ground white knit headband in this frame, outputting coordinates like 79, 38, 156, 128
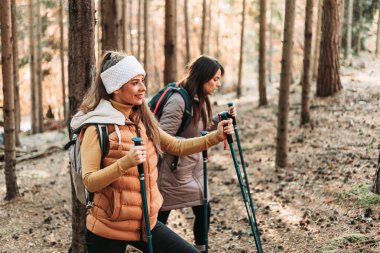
100, 56, 146, 94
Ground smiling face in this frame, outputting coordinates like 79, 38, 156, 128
203, 69, 222, 96
112, 75, 146, 105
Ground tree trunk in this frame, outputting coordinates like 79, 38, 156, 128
144, 0, 149, 92
275, 0, 296, 168
301, 0, 314, 125
29, 0, 38, 134
377, 6, 380, 58
236, 0, 246, 99
11, 0, 20, 146
312, 0, 322, 80
355, 1, 362, 54
164, 0, 177, 84
268, 0, 273, 83
259, 0, 268, 106
184, 0, 190, 63
137, 0, 142, 60
122, 0, 127, 51
1, 0, 19, 201
129, 0, 134, 55
36, 0, 43, 133
372, 145, 380, 194
344, 0, 353, 64
68, 1, 95, 252
101, 0, 118, 51
116, 0, 123, 50
60, 0, 67, 122
200, 0, 207, 54
316, 0, 343, 97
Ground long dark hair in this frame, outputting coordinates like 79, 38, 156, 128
179, 55, 224, 128
79, 51, 162, 153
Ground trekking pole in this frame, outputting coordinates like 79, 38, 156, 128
227, 102, 263, 252
132, 137, 153, 253
201, 130, 209, 253
219, 112, 263, 253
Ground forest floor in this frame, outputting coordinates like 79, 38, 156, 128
0, 55, 380, 253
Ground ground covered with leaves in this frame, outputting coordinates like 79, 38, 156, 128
1, 58, 380, 253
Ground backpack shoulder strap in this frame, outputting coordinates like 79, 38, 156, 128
175, 88, 192, 135
95, 124, 110, 160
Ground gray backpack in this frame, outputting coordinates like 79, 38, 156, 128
66, 124, 109, 208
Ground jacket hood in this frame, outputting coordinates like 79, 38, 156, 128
70, 99, 126, 133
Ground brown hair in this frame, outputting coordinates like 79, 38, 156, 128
78, 51, 162, 153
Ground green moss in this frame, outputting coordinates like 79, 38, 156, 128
318, 234, 367, 253
339, 183, 380, 208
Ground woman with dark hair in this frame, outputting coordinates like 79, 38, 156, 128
70, 51, 233, 253
157, 55, 236, 252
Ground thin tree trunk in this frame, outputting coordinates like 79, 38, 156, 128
206, 0, 212, 55
101, 0, 118, 51
68, 1, 96, 252
129, 0, 134, 55
377, 6, 380, 58
36, 0, 43, 133
372, 145, 380, 194
301, 0, 314, 125
137, 0, 142, 60
144, 0, 149, 92
184, 0, 190, 63
316, 0, 343, 97
236, 0, 246, 99
200, 0, 207, 54
312, 0, 322, 80
344, 0, 353, 64
259, 0, 268, 106
356, 1, 362, 54
268, 0, 273, 83
164, 0, 177, 84
122, 0, 127, 51
11, 0, 20, 146
1, 0, 19, 201
60, 0, 67, 122
29, 0, 38, 134
116, 0, 123, 50
275, 0, 296, 168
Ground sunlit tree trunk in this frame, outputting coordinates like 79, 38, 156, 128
11, 0, 20, 146
122, 0, 127, 51
355, 1, 362, 54
116, 0, 124, 50
184, 0, 190, 63
301, 0, 314, 125
316, 0, 342, 97
377, 6, 380, 58
268, 0, 273, 83
236, 0, 246, 99
1, 0, 19, 201
29, 0, 38, 134
200, 0, 206, 54
36, 0, 43, 133
259, 0, 268, 106
137, 0, 142, 60
275, 0, 296, 168
144, 0, 149, 92
164, 0, 177, 84
312, 0, 322, 80
344, 0, 353, 64
129, 0, 134, 55
68, 1, 95, 252
101, 0, 118, 51
59, 0, 67, 122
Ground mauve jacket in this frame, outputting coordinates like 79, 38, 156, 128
157, 93, 216, 211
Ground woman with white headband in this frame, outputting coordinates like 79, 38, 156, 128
70, 51, 233, 253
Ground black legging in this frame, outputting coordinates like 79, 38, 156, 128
157, 204, 211, 246
86, 221, 199, 253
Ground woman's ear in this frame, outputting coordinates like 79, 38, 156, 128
113, 89, 121, 95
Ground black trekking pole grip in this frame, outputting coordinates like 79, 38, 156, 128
218, 111, 233, 144
131, 137, 153, 253
227, 102, 237, 126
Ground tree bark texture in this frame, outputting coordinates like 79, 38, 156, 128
1, 0, 19, 201
60, 0, 67, 122
36, 0, 43, 133
11, 0, 20, 146
122, 0, 127, 51
344, 0, 353, 63
164, 0, 177, 84
316, 0, 342, 97
129, 0, 134, 55
372, 145, 380, 194
184, 0, 190, 63
101, 0, 118, 51
275, 0, 296, 168
259, 0, 268, 106
236, 0, 246, 99
137, 0, 142, 60
68, 1, 95, 252
200, 0, 207, 54
301, 0, 314, 125
312, 0, 322, 80
29, 0, 38, 134
268, 0, 273, 82
144, 0, 149, 92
